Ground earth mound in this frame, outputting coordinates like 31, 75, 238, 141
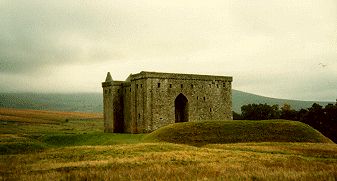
143, 120, 332, 146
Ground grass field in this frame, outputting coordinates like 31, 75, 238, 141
0, 108, 336, 180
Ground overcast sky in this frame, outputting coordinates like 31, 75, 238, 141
0, 0, 336, 101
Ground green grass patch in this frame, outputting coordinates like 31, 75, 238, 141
40, 133, 144, 147
0, 133, 144, 154
143, 120, 332, 146
0, 134, 47, 154
0, 142, 47, 155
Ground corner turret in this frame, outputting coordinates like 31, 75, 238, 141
102, 72, 114, 132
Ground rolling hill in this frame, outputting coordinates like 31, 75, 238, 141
232, 90, 334, 112
0, 93, 102, 113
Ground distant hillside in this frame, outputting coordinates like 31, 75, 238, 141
0, 91, 333, 113
0, 93, 103, 113
232, 90, 334, 112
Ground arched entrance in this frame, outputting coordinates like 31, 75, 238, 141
175, 93, 189, 123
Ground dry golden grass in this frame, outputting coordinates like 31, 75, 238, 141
0, 114, 58, 124
1, 108, 336, 180
1, 142, 336, 180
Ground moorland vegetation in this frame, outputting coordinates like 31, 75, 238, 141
0, 108, 336, 180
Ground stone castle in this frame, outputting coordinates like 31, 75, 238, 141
102, 71, 233, 133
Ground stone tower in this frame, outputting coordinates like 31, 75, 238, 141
102, 71, 233, 133
102, 72, 113, 132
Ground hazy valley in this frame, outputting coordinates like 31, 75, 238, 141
0, 90, 333, 113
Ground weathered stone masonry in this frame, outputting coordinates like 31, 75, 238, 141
102, 71, 233, 133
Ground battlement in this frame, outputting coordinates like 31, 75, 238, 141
133, 71, 232, 82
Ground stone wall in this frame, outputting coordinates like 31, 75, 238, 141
111, 82, 124, 132
102, 81, 113, 132
122, 82, 131, 133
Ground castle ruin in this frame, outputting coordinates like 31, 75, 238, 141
102, 71, 233, 133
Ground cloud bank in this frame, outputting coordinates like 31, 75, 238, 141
0, 0, 336, 101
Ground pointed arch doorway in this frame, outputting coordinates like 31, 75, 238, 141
175, 93, 189, 123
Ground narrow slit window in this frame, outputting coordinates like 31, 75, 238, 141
158, 83, 161, 88
197, 96, 199, 100
210, 108, 212, 112
181, 84, 183, 88
141, 84, 143, 88
170, 84, 172, 88
136, 84, 138, 88
138, 114, 140, 119
191, 84, 194, 88
203, 97, 206, 101
217, 84, 219, 88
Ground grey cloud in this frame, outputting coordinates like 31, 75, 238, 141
0, 0, 213, 74
234, 68, 337, 102
0, 0, 336, 101
0, 0, 131, 74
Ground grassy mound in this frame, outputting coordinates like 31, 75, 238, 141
143, 120, 332, 146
